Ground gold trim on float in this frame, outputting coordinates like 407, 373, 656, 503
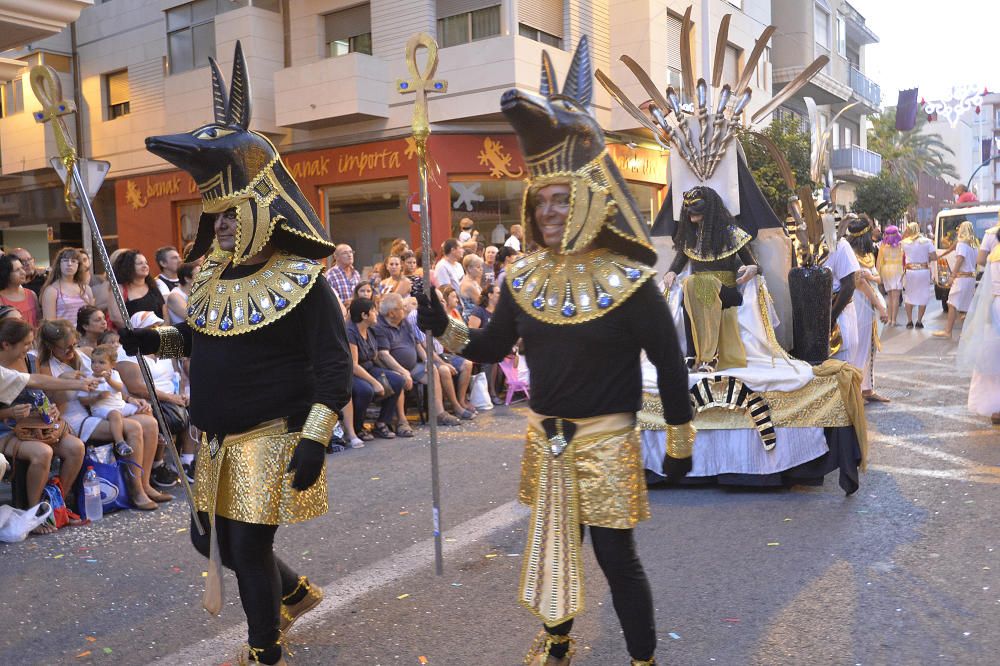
505, 247, 654, 325
186, 249, 323, 337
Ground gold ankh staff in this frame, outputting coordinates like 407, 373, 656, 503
29, 65, 204, 534
398, 33, 447, 575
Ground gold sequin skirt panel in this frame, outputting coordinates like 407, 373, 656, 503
518, 420, 650, 530
193, 419, 328, 525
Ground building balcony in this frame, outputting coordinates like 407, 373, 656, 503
842, 2, 879, 46
831, 145, 882, 180
773, 65, 851, 107
0, 0, 92, 52
274, 52, 390, 129
849, 66, 880, 113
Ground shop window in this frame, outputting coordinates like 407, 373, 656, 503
325, 4, 373, 57
106, 70, 130, 120
625, 182, 658, 228
518, 24, 561, 48
166, 0, 247, 74
324, 179, 409, 272
437, 4, 501, 48
448, 178, 526, 249
177, 200, 203, 252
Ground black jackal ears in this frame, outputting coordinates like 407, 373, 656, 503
539, 36, 592, 107
208, 40, 251, 129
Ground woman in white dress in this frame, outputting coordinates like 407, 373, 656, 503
901, 222, 936, 329
934, 221, 979, 338
847, 217, 890, 401
876, 225, 904, 326
957, 226, 1000, 425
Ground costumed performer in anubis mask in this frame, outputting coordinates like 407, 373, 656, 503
662, 186, 759, 372
121, 42, 352, 666
418, 37, 693, 666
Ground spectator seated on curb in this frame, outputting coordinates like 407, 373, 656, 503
114, 311, 196, 489
347, 297, 406, 440
407, 296, 476, 419
374, 293, 460, 428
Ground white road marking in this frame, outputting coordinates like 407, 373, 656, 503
881, 402, 984, 427
153, 500, 529, 665
869, 464, 1000, 483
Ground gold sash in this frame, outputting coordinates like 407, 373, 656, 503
518, 411, 647, 627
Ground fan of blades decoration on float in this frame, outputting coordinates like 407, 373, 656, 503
595, 7, 828, 182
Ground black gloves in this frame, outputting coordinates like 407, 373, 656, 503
416, 290, 449, 337
663, 454, 692, 485
118, 327, 160, 356
287, 438, 326, 491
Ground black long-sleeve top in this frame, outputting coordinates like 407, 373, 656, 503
175, 270, 352, 435
668, 245, 758, 276
461, 279, 692, 425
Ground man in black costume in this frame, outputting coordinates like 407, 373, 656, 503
663, 186, 759, 372
122, 43, 350, 666
418, 38, 693, 666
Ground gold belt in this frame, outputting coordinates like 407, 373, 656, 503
905, 263, 929, 269
953, 272, 975, 278
693, 269, 738, 287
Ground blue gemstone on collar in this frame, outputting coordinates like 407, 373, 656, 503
195, 316, 206, 327
296, 274, 309, 286
532, 296, 544, 310
275, 296, 289, 310
220, 318, 233, 331
187, 306, 195, 316
626, 268, 641, 281
249, 312, 263, 324
561, 303, 576, 317
598, 294, 613, 308
512, 277, 525, 290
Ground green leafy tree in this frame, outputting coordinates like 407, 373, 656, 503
867, 109, 958, 188
737, 115, 816, 218
852, 171, 915, 225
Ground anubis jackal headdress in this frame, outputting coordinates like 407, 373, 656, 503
145, 41, 334, 264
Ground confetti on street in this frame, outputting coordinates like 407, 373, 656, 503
397, 593, 410, 600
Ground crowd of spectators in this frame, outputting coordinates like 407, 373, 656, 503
1, 215, 530, 537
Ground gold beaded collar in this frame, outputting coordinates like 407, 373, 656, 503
505, 248, 654, 325
186, 249, 323, 336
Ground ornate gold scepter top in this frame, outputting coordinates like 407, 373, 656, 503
398, 33, 447, 575
29, 64, 204, 534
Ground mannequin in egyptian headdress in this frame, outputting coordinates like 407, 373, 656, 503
662, 186, 758, 372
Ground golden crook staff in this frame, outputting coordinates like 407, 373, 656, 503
398, 33, 447, 574
29, 65, 204, 534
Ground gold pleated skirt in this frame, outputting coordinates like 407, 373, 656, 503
193, 418, 328, 525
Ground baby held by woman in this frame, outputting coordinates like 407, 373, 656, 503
81, 344, 137, 457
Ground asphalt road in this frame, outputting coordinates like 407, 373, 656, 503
1, 306, 997, 666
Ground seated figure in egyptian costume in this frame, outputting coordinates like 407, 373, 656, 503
663, 186, 759, 372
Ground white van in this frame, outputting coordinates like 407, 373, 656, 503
932, 202, 999, 308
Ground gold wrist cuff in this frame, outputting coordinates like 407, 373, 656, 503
665, 421, 696, 459
438, 317, 470, 353
301, 403, 338, 443
156, 326, 185, 358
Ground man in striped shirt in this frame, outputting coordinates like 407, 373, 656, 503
326, 244, 361, 304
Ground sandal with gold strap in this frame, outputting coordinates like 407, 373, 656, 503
280, 576, 324, 634
524, 630, 574, 665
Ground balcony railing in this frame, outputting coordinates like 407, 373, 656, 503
849, 66, 880, 108
832, 146, 882, 177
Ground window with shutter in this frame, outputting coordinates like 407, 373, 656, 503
519, 0, 563, 38
722, 44, 740, 88
814, 6, 830, 49
436, 3, 500, 47
106, 70, 130, 120
325, 4, 373, 57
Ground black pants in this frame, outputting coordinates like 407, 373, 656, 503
190, 512, 301, 649
545, 526, 656, 661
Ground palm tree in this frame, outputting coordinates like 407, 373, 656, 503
867, 109, 959, 188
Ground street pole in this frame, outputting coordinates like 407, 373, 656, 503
398, 33, 448, 575
29, 64, 204, 534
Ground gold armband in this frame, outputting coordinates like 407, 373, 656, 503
301, 403, 338, 443
438, 317, 470, 353
665, 422, 696, 459
156, 326, 185, 358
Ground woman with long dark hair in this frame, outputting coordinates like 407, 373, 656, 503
0, 254, 40, 327
846, 216, 889, 402
76, 305, 108, 354
109, 250, 167, 326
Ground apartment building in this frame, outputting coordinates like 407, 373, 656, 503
0, 0, 776, 266
769, 0, 880, 210
984, 92, 1000, 202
